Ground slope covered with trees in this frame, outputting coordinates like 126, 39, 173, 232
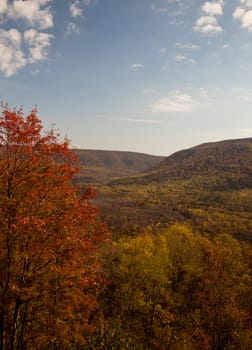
94, 138, 252, 241
1, 103, 252, 350
132, 137, 252, 189
74, 149, 164, 183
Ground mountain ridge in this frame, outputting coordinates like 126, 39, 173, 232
73, 149, 164, 183
114, 137, 252, 188
92, 137, 252, 241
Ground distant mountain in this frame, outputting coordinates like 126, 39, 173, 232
73, 149, 164, 183
95, 138, 252, 242
119, 137, 252, 190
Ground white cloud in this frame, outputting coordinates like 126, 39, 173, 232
202, 1, 223, 16
151, 91, 199, 113
196, 15, 219, 26
233, 7, 246, 19
194, 1, 223, 35
234, 1, 252, 30
66, 22, 81, 35
173, 54, 196, 64
0, 1, 54, 76
193, 15, 223, 34
0, 29, 26, 77
24, 29, 53, 63
7, 0, 53, 30
200, 23, 222, 33
0, 0, 95, 76
174, 54, 186, 61
98, 114, 160, 124
241, 10, 252, 30
117, 118, 160, 124
175, 42, 200, 50
150, 4, 168, 14
67, 0, 93, 35
129, 63, 144, 70
70, 1, 83, 18
0, 0, 7, 15
234, 8, 252, 30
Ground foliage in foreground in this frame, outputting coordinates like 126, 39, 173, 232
97, 225, 252, 350
1, 104, 252, 350
0, 105, 109, 350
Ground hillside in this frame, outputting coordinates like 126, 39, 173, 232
73, 149, 164, 183
117, 137, 252, 188
93, 138, 252, 242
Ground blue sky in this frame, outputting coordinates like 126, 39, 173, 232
1, 0, 252, 155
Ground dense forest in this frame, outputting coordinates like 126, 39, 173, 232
0, 105, 251, 349
85, 138, 252, 243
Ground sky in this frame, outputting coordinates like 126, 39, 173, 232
0, 0, 252, 156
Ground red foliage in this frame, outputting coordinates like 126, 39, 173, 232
0, 104, 109, 350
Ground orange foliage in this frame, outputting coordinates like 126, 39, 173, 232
0, 104, 109, 350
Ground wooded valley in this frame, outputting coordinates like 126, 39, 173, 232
0, 105, 251, 349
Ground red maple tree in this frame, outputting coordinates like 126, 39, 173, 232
0, 104, 109, 350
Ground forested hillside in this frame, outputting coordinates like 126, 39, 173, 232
90, 138, 252, 242
73, 149, 164, 183
130, 137, 252, 189
1, 105, 252, 349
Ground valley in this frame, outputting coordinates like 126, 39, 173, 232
76, 138, 252, 242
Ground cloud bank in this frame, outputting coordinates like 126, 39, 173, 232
233, 0, 252, 31
193, 1, 224, 34
0, 0, 54, 76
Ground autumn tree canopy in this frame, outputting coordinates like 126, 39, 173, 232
99, 225, 252, 350
0, 104, 109, 350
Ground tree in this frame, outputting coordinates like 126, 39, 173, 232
99, 232, 174, 349
0, 105, 109, 350
100, 225, 252, 350
194, 234, 250, 350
